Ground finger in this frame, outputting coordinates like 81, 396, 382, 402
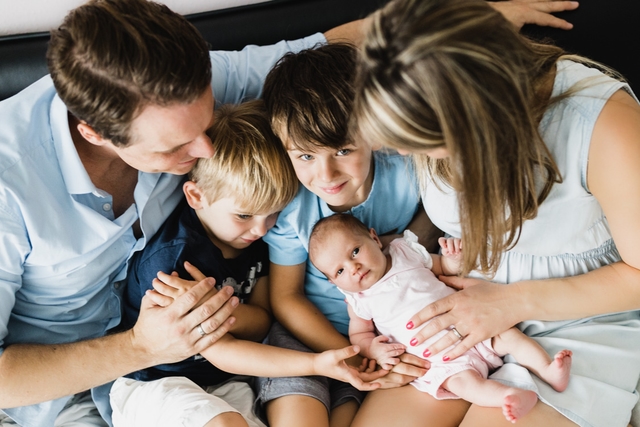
423, 329, 466, 359
391, 361, 427, 378
184, 261, 207, 281
172, 278, 219, 315
441, 337, 475, 363
142, 289, 173, 308
528, 1, 579, 14
438, 275, 467, 290
156, 270, 183, 290
454, 238, 462, 253
152, 278, 179, 299
193, 316, 236, 353
406, 296, 454, 330
192, 293, 239, 339
527, 9, 574, 30
398, 352, 430, 369
411, 311, 458, 345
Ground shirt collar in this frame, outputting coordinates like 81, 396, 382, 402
50, 95, 104, 196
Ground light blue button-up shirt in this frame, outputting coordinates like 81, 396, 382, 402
0, 33, 326, 427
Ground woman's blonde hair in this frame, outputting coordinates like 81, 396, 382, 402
352, 0, 568, 276
190, 100, 298, 214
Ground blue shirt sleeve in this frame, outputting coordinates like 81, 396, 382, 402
210, 33, 326, 105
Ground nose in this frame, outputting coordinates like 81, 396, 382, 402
189, 133, 215, 159
348, 261, 361, 275
317, 158, 338, 183
251, 218, 269, 237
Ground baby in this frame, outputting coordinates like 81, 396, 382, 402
308, 213, 573, 423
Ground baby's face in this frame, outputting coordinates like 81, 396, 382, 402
313, 228, 389, 293
285, 139, 373, 212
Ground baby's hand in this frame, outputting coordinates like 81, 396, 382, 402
369, 335, 406, 370
439, 237, 462, 260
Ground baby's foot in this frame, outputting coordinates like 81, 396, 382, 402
542, 350, 573, 392
502, 390, 537, 423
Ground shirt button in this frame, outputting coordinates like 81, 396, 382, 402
102, 203, 112, 211
114, 282, 121, 289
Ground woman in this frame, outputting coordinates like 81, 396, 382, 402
350, 0, 640, 426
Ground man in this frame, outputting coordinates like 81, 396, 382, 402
0, 0, 575, 426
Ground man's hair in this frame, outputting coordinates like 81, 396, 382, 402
263, 42, 357, 151
308, 213, 370, 264
189, 100, 298, 214
47, 0, 212, 147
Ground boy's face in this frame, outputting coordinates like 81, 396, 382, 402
110, 87, 216, 175
197, 196, 280, 257
313, 227, 389, 293
286, 139, 373, 212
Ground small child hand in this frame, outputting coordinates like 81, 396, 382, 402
438, 237, 462, 259
369, 335, 406, 370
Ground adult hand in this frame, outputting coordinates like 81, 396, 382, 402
489, 0, 578, 30
314, 345, 386, 391
370, 353, 429, 389
406, 277, 522, 362
132, 276, 239, 366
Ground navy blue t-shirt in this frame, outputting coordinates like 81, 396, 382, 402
123, 199, 269, 386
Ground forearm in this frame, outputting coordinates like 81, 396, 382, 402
324, 18, 368, 45
201, 335, 316, 377
228, 304, 271, 342
274, 293, 350, 352
349, 331, 376, 359
0, 331, 148, 408
514, 261, 640, 322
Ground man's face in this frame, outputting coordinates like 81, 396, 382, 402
111, 87, 216, 175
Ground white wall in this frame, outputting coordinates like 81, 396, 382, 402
0, 0, 271, 36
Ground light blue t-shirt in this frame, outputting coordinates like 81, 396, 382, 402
264, 150, 420, 335
0, 33, 326, 427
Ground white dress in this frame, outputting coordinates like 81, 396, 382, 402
422, 60, 640, 427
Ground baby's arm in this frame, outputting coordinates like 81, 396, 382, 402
348, 304, 406, 370
430, 237, 462, 276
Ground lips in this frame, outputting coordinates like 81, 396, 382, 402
319, 181, 346, 195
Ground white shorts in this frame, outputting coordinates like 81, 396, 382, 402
110, 376, 266, 427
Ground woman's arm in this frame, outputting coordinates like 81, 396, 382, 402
405, 90, 640, 361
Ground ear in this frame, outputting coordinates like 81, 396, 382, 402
369, 228, 383, 249
76, 122, 107, 146
183, 181, 205, 210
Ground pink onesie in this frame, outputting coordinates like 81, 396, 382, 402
341, 231, 503, 399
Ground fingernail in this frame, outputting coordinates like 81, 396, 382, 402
410, 338, 418, 346
231, 296, 239, 307
423, 349, 431, 357
442, 355, 450, 362
406, 321, 414, 329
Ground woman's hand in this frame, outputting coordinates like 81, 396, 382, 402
406, 277, 523, 361
489, 0, 578, 30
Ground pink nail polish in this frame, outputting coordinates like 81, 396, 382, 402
423, 349, 431, 357
406, 321, 414, 329
442, 355, 450, 362
410, 338, 418, 346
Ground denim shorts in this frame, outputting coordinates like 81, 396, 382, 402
253, 322, 365, 417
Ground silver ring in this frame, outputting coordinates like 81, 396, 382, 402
451, 327, 464, 340
196, 323, 207, 337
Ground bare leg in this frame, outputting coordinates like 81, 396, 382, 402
444, 369, 537, 423
329, 399, 359, 427
351, 385, 469, 427
460, 399, 578, 427
492, 327, 572, 392
203, 412, 250, 427
265, 395, 329, 427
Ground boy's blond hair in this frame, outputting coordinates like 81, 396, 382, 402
189, 100, 298, 214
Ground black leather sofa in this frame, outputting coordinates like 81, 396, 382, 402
0, 0, 637, 102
